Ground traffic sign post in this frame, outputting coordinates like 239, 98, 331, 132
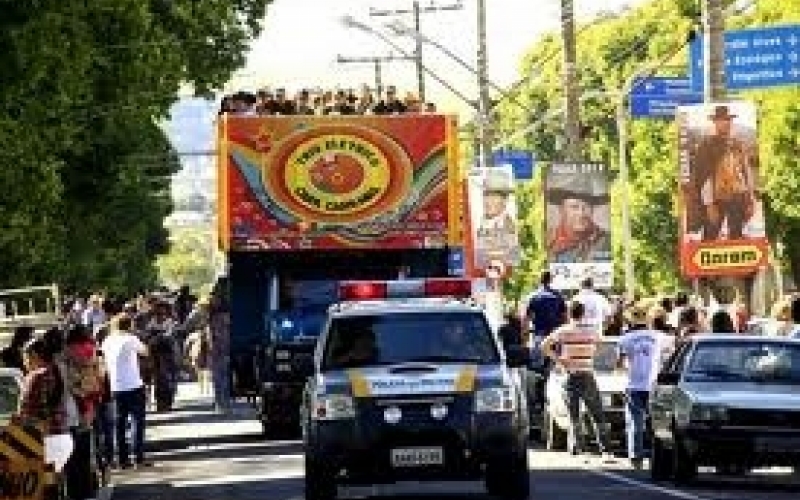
492, 150, 535, 180
628, 76, 703, 118
690, 24, 800, 92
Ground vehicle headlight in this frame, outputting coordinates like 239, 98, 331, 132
312, 394, 356, 421
690, 404, 728, 423
475, 387, 516, 413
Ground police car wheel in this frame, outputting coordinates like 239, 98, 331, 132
485, 449, 530, 500
304, 455, 337, 500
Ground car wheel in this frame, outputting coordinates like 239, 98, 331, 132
650, 436, 673, 481
486, 448, 530, 500
305, 454, 337, 500
672, 435, 697, 484
544, 406, 568, 451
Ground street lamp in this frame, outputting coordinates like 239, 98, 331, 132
339, 15, 478, 109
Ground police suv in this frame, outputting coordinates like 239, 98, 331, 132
300, 278, 531, 500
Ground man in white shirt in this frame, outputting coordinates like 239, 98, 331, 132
101, 315, 150, 469
617, 303, 664, 470
573, 277, 612, 334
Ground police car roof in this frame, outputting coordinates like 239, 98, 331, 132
329, 297, 482, 317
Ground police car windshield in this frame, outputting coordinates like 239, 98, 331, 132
323, 312, 499, 370
685, 341, 800, 384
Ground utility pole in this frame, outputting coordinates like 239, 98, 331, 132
369, 0, 463, 104
336, 54, 415, 99
560, 0, 582, 161
476, 0, 493, 169
703, 0, 727, 102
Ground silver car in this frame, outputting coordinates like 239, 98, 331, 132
650, 335, 800, 483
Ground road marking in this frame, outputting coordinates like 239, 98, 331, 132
587, 468, 711, 500
173, 470, 304, 487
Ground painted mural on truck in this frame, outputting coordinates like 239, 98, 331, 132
218, 115, 459, 251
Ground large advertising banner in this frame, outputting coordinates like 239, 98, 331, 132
220, 115, 458, 250
676, 102, 768, 277
467, 165, 521, 274
545, 162, 613, 290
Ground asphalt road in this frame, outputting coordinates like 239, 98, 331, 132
110, 436, 800, 500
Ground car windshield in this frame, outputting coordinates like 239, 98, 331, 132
271, 280, 338, 342
0, 377, 21, 417
685, 341, 800, 384
593, 341, 618, 372
322, 312, 499, 370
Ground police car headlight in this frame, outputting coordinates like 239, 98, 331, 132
475, 387, 516, 413
312, 394, 356, 421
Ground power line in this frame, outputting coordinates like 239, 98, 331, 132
368, 1, 464, 103
335, 54, 416, 98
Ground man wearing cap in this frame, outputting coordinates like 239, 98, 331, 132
617, 303, 664, 469
547, 175, 610, 264
691, 105, 758, 241
475, 172, 519, 270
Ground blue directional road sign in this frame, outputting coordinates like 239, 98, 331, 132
629, 76, 703, 118
492, 150, 536, 180
690, 24, 800, 92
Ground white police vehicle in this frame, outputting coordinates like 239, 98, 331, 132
300, 278, 531, 500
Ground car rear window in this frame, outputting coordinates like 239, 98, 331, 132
322, 312, 499, 370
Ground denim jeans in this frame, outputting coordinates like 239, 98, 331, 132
625, 390, 650, 460
114, 386, 147, 464
566, 371, 610, 453
212, 354, 231, 409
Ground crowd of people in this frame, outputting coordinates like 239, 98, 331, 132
220, 84, 438, 116
0, 285, 231, 500
516, 272, 800, 469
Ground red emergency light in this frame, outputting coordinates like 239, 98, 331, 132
338, 278, 472, 301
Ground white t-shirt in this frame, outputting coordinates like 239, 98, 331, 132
618, 328, 663, 391
101, 334, 146, 393
574, 289, 612, 332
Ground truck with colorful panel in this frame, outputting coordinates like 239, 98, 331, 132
217, 113, 464, 436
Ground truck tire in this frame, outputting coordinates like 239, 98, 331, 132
305, 454, 337, 500
650, 436, 672, 481
672, 435, 697, 484
486, 448, 530, 500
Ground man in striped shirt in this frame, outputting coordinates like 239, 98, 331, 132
541, 300, 612, 459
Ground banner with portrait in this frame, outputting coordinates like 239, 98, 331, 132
676, 101, 768, 277
467, 165, 521, 275
545, 162, 612, 290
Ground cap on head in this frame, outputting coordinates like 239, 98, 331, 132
709, 105, 736, 121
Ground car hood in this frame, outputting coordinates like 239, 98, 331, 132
684, 382, 800, 411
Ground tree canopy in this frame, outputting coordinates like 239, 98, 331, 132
0, 0, 271, 294
496, 0, 800, 302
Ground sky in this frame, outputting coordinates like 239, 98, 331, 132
232, 0, 647, 116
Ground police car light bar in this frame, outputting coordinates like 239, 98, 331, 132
338, 278, 472, 301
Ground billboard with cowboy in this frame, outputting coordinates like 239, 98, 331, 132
545, 162, 613, 290
217, 114, 460, 251
467, 165, 521, 274
676, 102, 768, 277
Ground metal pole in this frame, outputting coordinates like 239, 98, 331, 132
413, 1, 426, 103
477, 0, 493, 169
703, 0, 727, 102
561, 0, 581, 161
617, 100, 634, 299
374, 58, 383, 98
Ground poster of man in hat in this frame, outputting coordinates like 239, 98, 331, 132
679, 102, 763, 244
545, 162, 611, 265
468, 165, 521, 272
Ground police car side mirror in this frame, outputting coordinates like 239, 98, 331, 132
505, 345, 529, 368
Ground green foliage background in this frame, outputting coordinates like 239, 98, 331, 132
495, 0, 800, 304
0, 0, 271, 295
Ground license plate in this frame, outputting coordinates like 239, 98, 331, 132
390, 447, 444, 467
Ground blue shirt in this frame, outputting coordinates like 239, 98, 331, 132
526, 286, 566, 337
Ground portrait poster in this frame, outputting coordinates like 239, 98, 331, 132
676, 101, 768, 277
545, 162, 612, 290
467, 165, 521, 274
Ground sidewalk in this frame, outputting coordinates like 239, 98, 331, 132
145, 383, 263, 453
